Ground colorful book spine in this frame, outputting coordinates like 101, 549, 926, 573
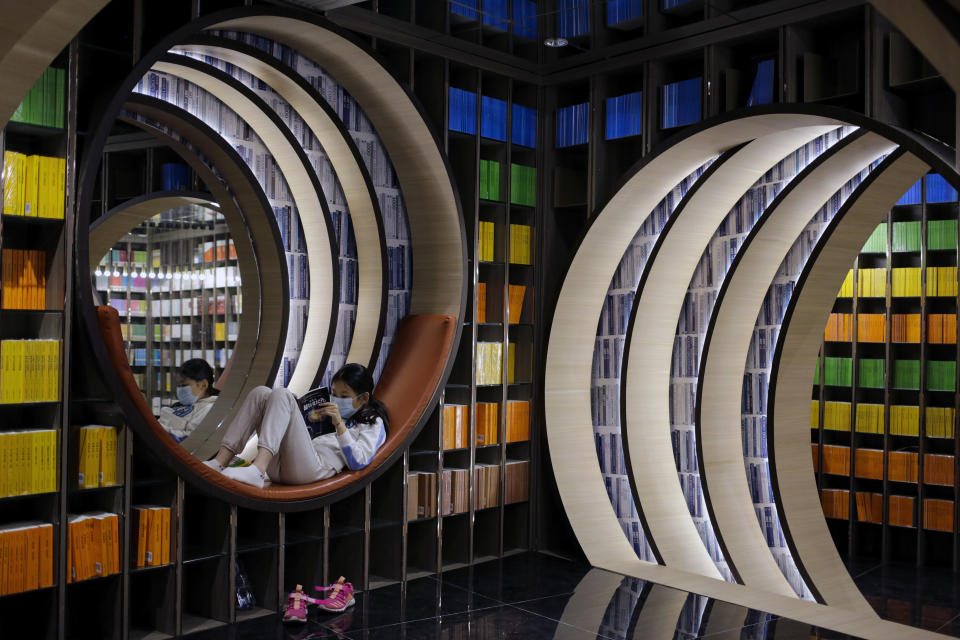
505, 400, 531, 442
10, 67, 64, 128
478, 221, 496, 262
0, 521, 54, 595
131, 506, 171, 568
0, 430, 57, 497
0, 339, 60, 403
0, 152, 64, 218
2, 249, 47, 309
442, 404, 469, 450
509, 224, 532, 264
67, 512, 120, 581
475, 402, 499, 445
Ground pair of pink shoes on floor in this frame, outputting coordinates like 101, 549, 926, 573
283, 576, 355, 623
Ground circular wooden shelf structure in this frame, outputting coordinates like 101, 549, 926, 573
545, 106, 960, 639
152, 53, 340, 396
171, 35, 388, 373
108, 96, 289, 460
70, 8, 466, 509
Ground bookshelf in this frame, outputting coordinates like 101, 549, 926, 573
0, 49, 74, 639
812, 172, 960, 567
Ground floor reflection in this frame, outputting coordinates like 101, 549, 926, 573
180, 552, 919, 638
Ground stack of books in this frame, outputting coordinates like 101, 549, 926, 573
406, 471, 437, 520
0, 339, 60, 403
67, 512, 120, 581
1, 249, 46, 309
441, 468, 469, 515
131, 506, 171, 567
478, 221, 496, 262
504, 460, 529, 504
0, 521, 54, 594
0, 429, 57, 496
505, 400, 530, 442
509, 224, 532, 264
475, 402, 498, 445
10, 67, 65, 128
442, 404, 469, 450
507, 285, 526, 324
75, 426, 118, 489
2, 151, 65, 217
474, 463, 500, 509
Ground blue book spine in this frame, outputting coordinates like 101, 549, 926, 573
449, 87, 477, 135
747, 59, 775, 107
511, 103, 536, 147
605, 91, 642, 140
607, 0, 643, 26
482, 0, 508, 30
557, 102, 589, 147
662, 77, 702, 129
512, 0, 537, 39
558, 0, 590, 38
480, 95, 507, 141
896, 178, 923, 205
926, 173, 959, 203
450, 0, 479, 20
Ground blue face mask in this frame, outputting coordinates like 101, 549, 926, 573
177, 385, 198, 406
332, 395, 357, 420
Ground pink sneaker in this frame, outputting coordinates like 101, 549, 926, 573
314, 577, 355, 612
283, 585, 311, 623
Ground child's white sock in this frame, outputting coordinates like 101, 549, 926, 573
202, 459, 224, 472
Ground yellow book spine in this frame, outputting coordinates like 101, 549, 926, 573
23, 155, 38, 217
160, 508, 170, 565
57, 157, 65, 220
0, 432, 7, 497
2, 151, 20, 214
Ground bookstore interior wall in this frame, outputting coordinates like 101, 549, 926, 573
2, 1, 960, 638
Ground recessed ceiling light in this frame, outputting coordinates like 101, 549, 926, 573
544, 37, 568, 48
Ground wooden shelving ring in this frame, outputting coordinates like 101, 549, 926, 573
72, 8, 465, 509
545, 106, 960, 638
87, 189, 268, 458
696, 130, 896, 599
152, 54, 340, 397
115, 97, 290, 461
171, 36, 388, 374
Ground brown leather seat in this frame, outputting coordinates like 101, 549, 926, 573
97, 305, 456, 501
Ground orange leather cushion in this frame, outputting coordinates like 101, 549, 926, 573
97, 306, 456, 501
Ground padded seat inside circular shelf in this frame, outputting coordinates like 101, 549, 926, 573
98, 305, 456, 504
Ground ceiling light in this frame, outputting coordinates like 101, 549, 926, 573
544, 37, 568, 48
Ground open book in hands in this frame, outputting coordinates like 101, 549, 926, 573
296, 386, 335, 437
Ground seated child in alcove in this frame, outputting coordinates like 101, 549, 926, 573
158, 359, 220, 442
201, 362, 389, 488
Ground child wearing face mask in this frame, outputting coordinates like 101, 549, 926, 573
159, 359, 221, 442
201, 363, 389, 489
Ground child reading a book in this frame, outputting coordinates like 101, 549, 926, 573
201, 363, 389, 489
159, 359, 220, 442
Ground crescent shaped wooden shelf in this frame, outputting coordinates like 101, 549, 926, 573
88, 191, 219, 273
545, 113, 840, 578
694, 130, 895, 598
768, 150, 932, 613
207, 14, 467, 321
623, 122, 840, 580
101, 95, 290, 460
152, 53, 340, 396
0, 0, 107, 127
171, 35, 388, 373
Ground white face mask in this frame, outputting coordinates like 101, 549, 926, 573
332, 395, 357, 420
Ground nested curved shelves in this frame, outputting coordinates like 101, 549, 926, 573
545, 106, 960, 636
151, 53, 339, 396
694, 130, 896, 598
72, 8, 466, 509
114, 95, 290, 460
171, 35, 387, 376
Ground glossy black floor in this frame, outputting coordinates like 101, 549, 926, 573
180, 552, 881, 639
846, 556, 960, 637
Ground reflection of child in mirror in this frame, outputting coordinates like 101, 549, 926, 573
158, 359, 220, 442
203, 363, 389, 489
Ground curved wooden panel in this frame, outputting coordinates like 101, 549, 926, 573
623, 123, 839, 580
171, 36, 388, 372
152, 54, 339, 395
695, 131, 895, 597
207, 14, 466, 319
769, 150, 930, 613
0, 0, 108, 127
119, 95, 289, 459
89, 192, 218, 272
545, 113, 840, 576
